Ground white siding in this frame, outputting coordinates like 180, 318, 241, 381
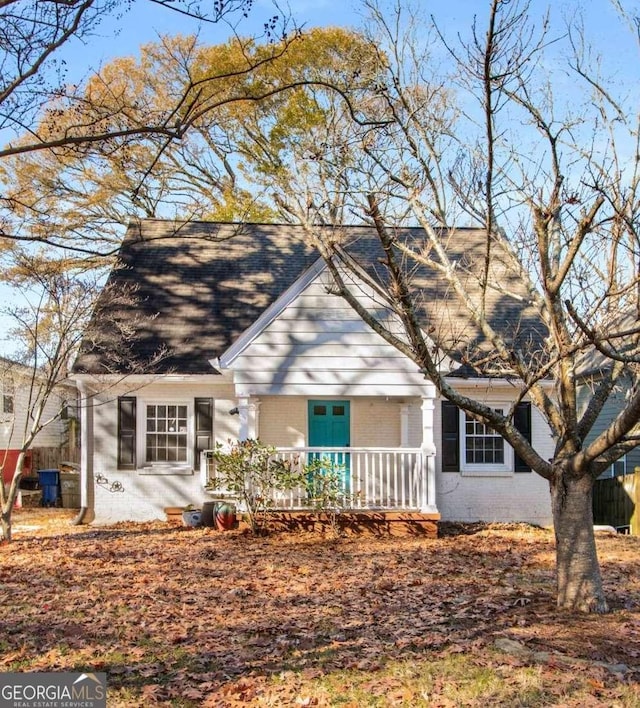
0, 383, 70, 450
230, 272, 434, 397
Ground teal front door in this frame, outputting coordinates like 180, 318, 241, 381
308, 400, 351, 495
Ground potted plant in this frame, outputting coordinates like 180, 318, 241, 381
181, 504, 202, 527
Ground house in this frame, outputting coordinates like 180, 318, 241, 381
71, 219, 555, 527
1, 356, 78, 490
576, 339, 640, 480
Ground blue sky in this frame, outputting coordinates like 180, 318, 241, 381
62, 0, 628, 73
0, 0, 636, 358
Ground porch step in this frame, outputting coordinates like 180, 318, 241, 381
264, 510, 440, 537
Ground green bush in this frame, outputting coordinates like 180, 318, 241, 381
208, 439, 303, 534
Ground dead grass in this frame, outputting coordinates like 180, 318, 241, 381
0, 509, 638, 707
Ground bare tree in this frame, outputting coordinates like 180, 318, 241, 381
256, 0, 640, 612
0, 249, 163, 540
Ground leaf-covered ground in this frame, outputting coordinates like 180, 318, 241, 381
1, 509, 639, 707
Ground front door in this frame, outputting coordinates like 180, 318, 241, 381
308, 400, 351, 496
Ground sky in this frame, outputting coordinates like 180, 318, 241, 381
61, 0, 629, 73
0, 0, 636, 358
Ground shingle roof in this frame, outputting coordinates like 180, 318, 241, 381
73, 219, 547, 376
74, 220, 320, 374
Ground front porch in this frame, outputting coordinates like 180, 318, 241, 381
202, 446, 438, 513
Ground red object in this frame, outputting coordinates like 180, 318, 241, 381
1, 450, 32, 484
215, 503, 237, 531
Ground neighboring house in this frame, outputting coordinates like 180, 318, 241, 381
578, 374, 640, 481
72, 219, 555, 526
0, 357, 77, 486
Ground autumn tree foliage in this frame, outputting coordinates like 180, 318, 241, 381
0, 27, 380, 253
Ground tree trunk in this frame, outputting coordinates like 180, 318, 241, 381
551, 472, 608, 613
0, 450, 26, 543
0, 508, 11, 542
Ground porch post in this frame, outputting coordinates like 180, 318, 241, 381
238, 398, 261, 440
421, 384, 437, 513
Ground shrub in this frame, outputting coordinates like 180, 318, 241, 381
208, 439, 303, 534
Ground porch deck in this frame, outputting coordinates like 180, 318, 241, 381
202, 446, 438, 515
260, 510, 440, 537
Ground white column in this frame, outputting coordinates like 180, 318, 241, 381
421, 384, 437, 454
238, 398, 261, 440
421, 384, 437, 513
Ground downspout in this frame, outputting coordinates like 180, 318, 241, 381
72, 506, 88, 525
72, 379, 93, 525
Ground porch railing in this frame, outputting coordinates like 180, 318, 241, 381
201, 447, 436, 513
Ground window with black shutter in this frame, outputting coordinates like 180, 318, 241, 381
117, 396, 136, 470
514, 402, 532, 472
441, 400, 460, 472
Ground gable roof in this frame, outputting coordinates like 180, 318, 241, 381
73, 220, 320, 375
73, 219, 547, 376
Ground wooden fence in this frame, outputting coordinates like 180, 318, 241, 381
593, 468, 639, 535
31, 446, 79, 473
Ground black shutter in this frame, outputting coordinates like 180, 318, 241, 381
441, 400, 460, 472
514, 402, 532, 472
117, 396, 136, 470
194, 397, 213, 466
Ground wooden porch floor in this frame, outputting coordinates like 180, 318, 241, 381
257, 510, 440, 537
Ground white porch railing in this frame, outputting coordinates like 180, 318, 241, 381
202, 447, 436, 513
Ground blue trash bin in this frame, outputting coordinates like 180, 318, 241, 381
38, 469, 60, 507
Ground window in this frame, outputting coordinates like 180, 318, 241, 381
2, 378, 14, 415
598, 455, 626, 479
145, 404, 188, 463
464, 411, 504, 465
441, 401, 531, 475
611, 456, 627, 477
117, 396, 213, 472
3, 393, 13, 414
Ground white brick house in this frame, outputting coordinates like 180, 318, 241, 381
72, 220, 553, 526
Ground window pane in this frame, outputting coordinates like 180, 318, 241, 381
3, 395, 13, 414
146, 402, 189, 463
313, 405, 327, 415
333, 405, 345, 416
